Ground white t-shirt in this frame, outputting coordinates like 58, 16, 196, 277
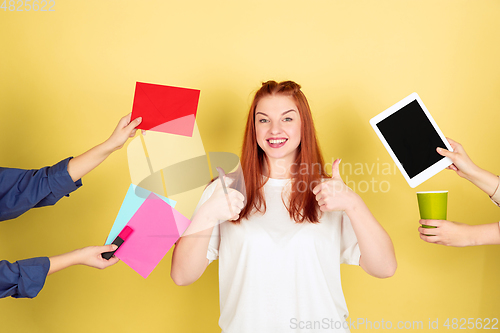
196, 177, 360, 333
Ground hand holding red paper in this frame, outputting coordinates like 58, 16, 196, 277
104, 113, 142, 152
312, 159, 359, 213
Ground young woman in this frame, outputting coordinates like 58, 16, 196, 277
171, 81, 397, 332
419, 138, 500, 246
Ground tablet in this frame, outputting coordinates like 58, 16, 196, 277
369, 93, 453, 188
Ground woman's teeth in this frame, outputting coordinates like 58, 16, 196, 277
269, 139, 287, 144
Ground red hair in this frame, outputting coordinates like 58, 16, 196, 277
237, 80, 328, 223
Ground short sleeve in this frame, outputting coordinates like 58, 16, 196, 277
190, 181, 220, 265
339, 212, 361, 265
490, 176, 500, 207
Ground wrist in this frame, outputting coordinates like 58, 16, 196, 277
466, 164, 484, 183
189, 205, 218, 232
100, 140, 118, 155
48, 250, 80, 275
489, 176, 500, 198
467, 224, 481, 247
198, 201, 220, 222
467, 166, 498, 196
71, 248, 87, 266
344, 191, 363, 215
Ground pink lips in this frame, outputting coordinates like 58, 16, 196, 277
267, 138, 288, 148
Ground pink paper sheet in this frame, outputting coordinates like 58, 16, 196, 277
115, 193, 191, 278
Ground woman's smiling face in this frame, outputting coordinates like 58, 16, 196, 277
255, 94, 302, 168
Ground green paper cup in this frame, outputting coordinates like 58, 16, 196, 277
417, 191, 448, 231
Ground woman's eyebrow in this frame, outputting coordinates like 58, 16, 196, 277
255, 109, 297, 117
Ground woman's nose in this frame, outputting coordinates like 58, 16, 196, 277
270, 122, 282, 135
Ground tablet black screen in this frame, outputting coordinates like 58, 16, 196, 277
376, 100, 447, 178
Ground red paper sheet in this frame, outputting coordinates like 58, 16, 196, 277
131, 82, 200, 137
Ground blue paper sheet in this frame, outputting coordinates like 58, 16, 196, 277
105, 184, 176, 244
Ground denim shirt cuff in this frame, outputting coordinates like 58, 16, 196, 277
48, 157, 83, 198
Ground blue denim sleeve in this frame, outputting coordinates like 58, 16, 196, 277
0, 257, 50, 299
0, 157, 83, 221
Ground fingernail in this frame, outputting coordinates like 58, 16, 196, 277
137, 117, 142, 123
112, 244, 118, 250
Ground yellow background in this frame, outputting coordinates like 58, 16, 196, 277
1, 1, 499, 332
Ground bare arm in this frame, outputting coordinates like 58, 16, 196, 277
66, 114, 142, 182
170, 208, 216, 286
419, 220, 500, 246
345, 195, 397, 278
313, 159, 397, 279
170, 177, 244, 286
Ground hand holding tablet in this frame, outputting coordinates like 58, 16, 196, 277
370, 93, 453, 188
